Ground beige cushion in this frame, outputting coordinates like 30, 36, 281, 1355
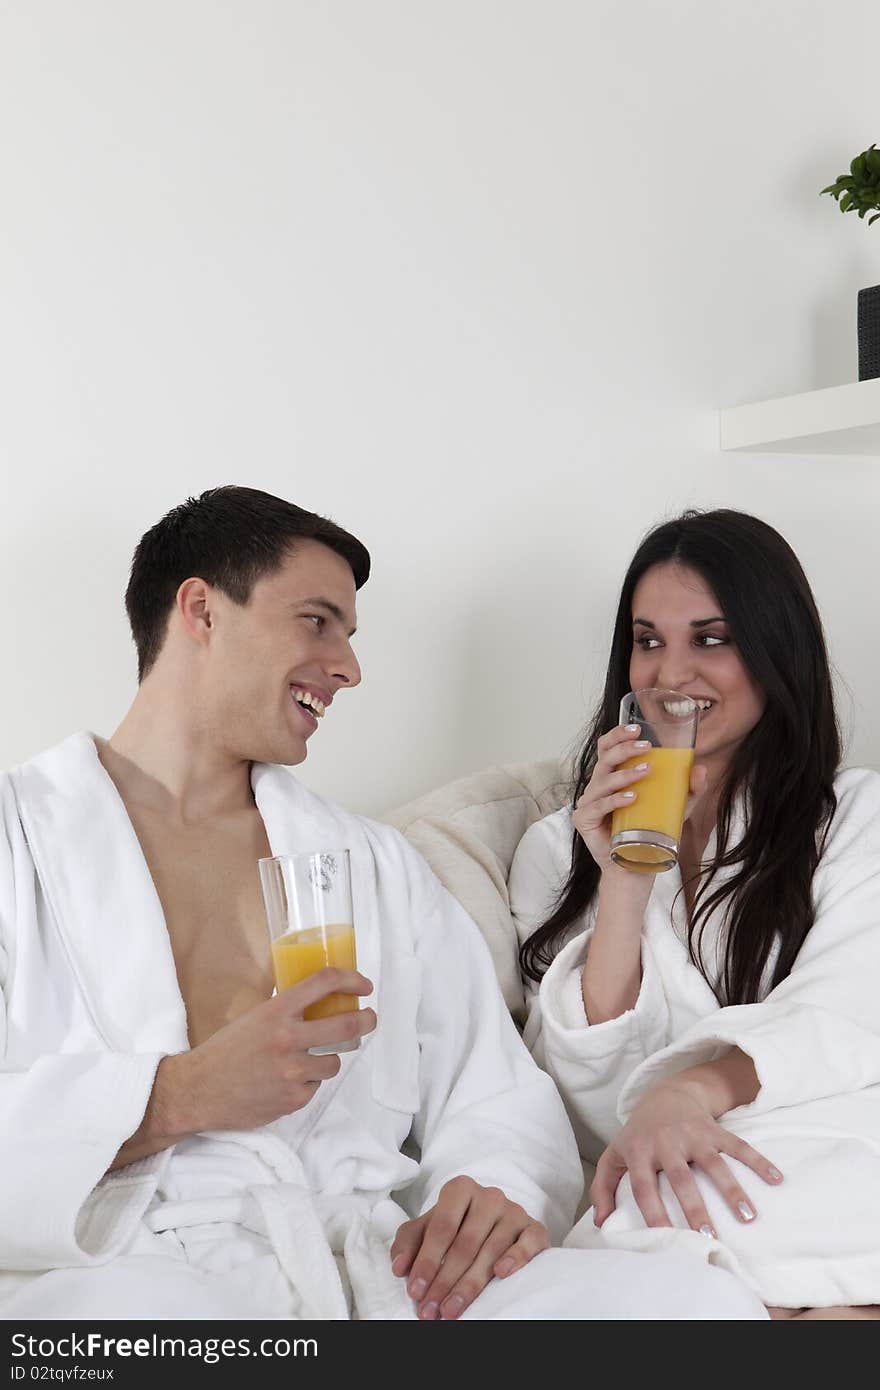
385, 759, 598, 1201
384, 759, 571, 1025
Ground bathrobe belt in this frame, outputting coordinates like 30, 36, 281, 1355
144, 1183, 411, 1320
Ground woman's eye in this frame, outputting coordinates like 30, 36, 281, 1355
634, 635, 661, 650
695, 633, 726, 647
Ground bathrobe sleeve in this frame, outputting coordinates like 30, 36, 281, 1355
0, 781, 166, 1271
617, 768, 880, 1123
509, 813, 670, 1159
398, 845, 584, 1243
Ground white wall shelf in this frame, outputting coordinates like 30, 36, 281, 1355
719, 377, 880, 455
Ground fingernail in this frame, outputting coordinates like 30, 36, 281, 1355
699, 1224, 716, 1238
621, 791, 636, 799
420, 1301, 440, 1321
633, 762, 649, 772
495, 1257, 515, 1277
442, 1295, 465, 1318
409, 1278, 428, 1299
625, 724, 640, 732
768, 1166, 783, 1182
737, 1201, 755, 1222
633, 740, 651, 749
391, 1255, 406, 1276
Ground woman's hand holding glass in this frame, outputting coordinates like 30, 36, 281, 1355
572, 723, 708, 873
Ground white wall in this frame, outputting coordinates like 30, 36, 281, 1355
1, 1, 878, 815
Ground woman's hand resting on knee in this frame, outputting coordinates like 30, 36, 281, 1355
591, 1062, 784, 1236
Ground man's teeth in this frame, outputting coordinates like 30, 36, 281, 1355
292, 689, 326, 719
663, 698, 713, 715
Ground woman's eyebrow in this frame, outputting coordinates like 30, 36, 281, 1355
632, 616, 726, 628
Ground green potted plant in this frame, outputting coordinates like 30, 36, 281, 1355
821, 144, 880, 381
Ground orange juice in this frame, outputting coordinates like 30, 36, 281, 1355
271, 923, 357, 1018
611, 746, 694, 869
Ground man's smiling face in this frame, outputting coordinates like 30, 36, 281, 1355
203, 538, 362, 767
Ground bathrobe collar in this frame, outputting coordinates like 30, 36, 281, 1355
641, 792, 750, 1012
10, 733, 382, 1098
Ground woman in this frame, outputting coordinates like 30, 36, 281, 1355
513, 509, 880, 1319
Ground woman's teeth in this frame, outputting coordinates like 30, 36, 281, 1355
662, 698, 713, 716
292, 689, 326, 719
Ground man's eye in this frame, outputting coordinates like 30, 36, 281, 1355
304, 614, 325, 630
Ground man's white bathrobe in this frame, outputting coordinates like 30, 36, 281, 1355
0, 732, 591, 1322
511, 768, 880, 1309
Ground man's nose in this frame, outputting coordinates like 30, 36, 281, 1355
332, 642, 362, 690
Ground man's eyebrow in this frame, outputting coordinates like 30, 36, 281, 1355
632, 616, 726, 628
293, 597, 357, 637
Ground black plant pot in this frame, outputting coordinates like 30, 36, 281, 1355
858, 285, 880, 381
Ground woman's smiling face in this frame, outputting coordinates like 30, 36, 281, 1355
628, 561, 766, 778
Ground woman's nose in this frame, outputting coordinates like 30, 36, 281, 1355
655, 650, 697, 691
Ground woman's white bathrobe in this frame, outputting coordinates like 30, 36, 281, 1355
510, 768, 880, 1309
0, 732, 588, 1321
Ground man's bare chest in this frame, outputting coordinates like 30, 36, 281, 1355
126, 806, 276, 1046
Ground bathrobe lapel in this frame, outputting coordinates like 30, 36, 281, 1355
11, 734, 381, 1147
642, 796, 750, 1018
250, 763, 382, 1146
250, 762, 382, 1019
11, 732, 188, 1053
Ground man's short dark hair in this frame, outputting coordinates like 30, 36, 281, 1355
125, 485, 371, 681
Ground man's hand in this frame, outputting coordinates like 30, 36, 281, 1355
111, 969, 376, 1168
390, 1176, 549, 1320
174, 968, 377, 1131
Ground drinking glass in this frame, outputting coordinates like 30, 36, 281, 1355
609, 688, 699, 873
259, 849, 359, 1054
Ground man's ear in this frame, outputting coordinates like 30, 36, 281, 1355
176, 577, 213, 645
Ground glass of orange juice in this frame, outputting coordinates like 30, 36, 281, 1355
610, 688, 699, 873
258, 849, 359, 1054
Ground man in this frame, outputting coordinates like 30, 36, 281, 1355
0, 487, 764, 1320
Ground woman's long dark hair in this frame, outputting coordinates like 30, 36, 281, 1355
519, 509, 840, 1006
